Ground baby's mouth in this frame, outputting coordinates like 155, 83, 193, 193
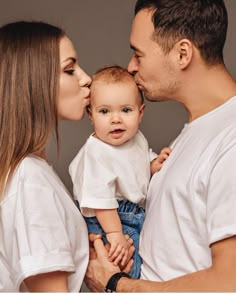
110, 129, 125, 134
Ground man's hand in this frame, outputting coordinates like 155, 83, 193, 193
85, 234, 134, 292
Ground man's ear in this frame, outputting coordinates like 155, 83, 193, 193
139, 103, 145, 122
175, 39, 193, 69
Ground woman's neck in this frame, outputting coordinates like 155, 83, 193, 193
32, 149, 46, 160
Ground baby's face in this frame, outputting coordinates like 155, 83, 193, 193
89, 81, 144, 146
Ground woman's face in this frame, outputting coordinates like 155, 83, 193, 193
58, 36, 91, 120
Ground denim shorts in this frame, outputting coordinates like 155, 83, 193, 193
83, 200, 145, 279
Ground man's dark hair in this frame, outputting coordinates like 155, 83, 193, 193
135, 0, 228, 65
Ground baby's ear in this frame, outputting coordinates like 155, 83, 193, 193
139, 103, 145, 122
87, 106, 93, 123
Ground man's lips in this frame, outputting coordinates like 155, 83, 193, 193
137, 83, 144, 90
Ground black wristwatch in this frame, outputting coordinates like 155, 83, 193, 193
104, 272, 131, 292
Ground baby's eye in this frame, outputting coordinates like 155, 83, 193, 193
99, 109, 108, 114
122, 108, 132, 113
65, 69, 75, 75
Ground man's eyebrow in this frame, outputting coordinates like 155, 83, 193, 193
130, 44, 142, 53
130, 44, 137, 51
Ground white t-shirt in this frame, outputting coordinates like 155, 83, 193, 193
69, 130, 157, 217
0, 156, 89, 292
140, 96, 236, 281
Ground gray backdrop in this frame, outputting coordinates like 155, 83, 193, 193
1, 1, 235, 292
1, 0, 235, 194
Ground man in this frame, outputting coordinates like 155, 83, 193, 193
85, 0, 236, 291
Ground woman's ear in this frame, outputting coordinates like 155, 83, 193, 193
139, 103, 145, 123
175, 39, 193, 69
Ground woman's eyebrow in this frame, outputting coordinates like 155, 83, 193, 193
62, 57, 77, 64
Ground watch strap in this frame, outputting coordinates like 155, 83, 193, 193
104, 272, 131, 292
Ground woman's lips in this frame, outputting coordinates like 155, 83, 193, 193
84, 97, 91, 105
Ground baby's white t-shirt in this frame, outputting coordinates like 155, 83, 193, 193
69, 130, 157, 217
0, 156, 89, 292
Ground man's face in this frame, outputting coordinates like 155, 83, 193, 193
128, 9, 178, 102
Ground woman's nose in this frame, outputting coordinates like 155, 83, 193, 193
79, 69, 92, 87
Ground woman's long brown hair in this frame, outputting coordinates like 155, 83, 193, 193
0, 21, 65, 200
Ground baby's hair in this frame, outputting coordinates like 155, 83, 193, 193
92, 65, 144, 104
93, 65, 134, 82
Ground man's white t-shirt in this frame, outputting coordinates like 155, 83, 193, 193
140, 96, 236, 281
69, 130, 157, 217
0, 156, 89, 292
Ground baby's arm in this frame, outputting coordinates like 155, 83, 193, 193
150, 147, 172, 175
95, 209, 129, 266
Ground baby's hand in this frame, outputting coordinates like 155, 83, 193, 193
106, 231, 129, 266
151, 147, 172, 175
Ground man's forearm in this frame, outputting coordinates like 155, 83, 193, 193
117, 236, 236, 292
117, 267, 236, 292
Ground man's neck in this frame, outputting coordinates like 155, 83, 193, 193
180, 64, 236, 122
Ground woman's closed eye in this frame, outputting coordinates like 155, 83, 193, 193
65, 69, 75, 75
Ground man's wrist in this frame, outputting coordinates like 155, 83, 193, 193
116, 276, 132, 292
104, 272, 131, 292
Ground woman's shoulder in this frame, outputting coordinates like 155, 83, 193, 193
3, 155, 68, 207
8, 156, 57, 194
19, 156, 54, 179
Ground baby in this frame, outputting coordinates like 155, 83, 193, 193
69, 65, 171, 278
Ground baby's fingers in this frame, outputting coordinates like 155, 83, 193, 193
160, 147, 172, 156
113, 248, 127, 266
109, 244, 123, 261
120, 248, 129, 267
108, 243, 118, 259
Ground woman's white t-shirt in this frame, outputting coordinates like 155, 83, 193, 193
0, 156, 89, 292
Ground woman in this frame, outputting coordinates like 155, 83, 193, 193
0, 21, 92, 292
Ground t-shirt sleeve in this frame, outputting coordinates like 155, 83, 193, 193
7, 181, 76, 288
149, 148, 158, 162
207, 143, 236, 245
137, 130, 157, 162
70, 146, 118, 217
